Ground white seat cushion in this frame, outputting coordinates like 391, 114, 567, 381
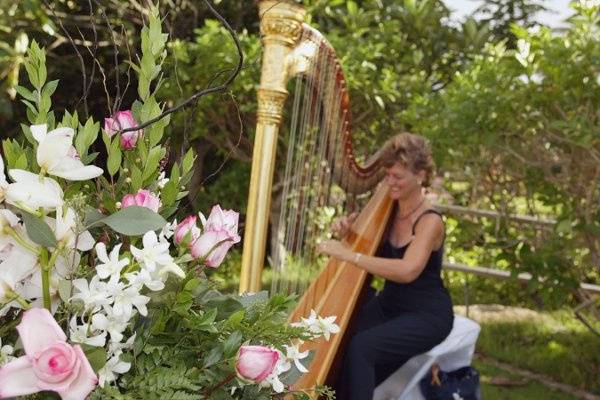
373, 315, 481, 400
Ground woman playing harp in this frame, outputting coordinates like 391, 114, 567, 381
318, 133, 454, 400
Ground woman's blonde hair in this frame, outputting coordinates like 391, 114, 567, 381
382, 132, 435, 187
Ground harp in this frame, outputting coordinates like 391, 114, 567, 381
239, 0, 396, 391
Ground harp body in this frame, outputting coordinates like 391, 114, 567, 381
240, 0, 395, 392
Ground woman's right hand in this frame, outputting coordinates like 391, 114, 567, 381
331, 212, 358, 238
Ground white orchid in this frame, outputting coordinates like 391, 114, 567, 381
130, 230, 173, 272
71, 276, 112, 312
316, 315, 340, 341
283, 344, 309, 373
125, 268, 165, 291
69, 316, 107, 347
98, 350, 131, 387
92, 308, 129, 343
259, 357, 289, 393
95, 242, 129, 282
5, 169, 63, 211
158, 261, 186, 279
30, 124, 103, 181
292, 309, 340, 341
108, 282, 150, 318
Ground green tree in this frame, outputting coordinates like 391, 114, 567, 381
403, 2, 600, 304
474, 0, 549, 47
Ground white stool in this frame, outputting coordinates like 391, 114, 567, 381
373, 315, 481, 400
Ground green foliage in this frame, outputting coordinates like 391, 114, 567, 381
404, 2, 600, 300
86, 279, 313, 399
474, 0, 548, 47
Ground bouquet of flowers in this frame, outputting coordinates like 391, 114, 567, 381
0, 7, 337, 400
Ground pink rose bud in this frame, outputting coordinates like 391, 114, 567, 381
174, 215, 200, 244
191, 205, 241, 268
121, 189, 161, 213
0, 308, 97, 399
103, 110, 142, 150
235, 345, 279, 383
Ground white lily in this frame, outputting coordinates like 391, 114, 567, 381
51, 206, 95, 251
30, 124, 103, 181
5, 169, 64, 211
0, 245, 38, 305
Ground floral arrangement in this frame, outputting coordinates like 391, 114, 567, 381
0, 7, 337, 400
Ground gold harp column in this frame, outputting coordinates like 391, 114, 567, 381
239, 1, 306, 293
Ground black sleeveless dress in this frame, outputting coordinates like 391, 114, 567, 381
376, 209, 453, 318
335, 209, 454, 400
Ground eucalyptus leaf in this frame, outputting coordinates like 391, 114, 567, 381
100, 206, 166, 236
22, 212, 57, 248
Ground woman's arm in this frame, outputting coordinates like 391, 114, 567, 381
318, 214, 444, 284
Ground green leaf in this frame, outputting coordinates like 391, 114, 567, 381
22, 212, 57, 248
182, 148, 195, 174
222, 330, 243, 357
75, 118, 99, 158
100, 206, 166, 236
82, 345, 107, 373
107, 136, 122, 177
143, 146, 165, 181
202, 346, 222, 368
58, 279, 72, 303
15, 85, 36, 102
42, 79, 59, 98
83, 207, 106, 228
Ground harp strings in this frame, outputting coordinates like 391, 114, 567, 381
271, 30, 351, 298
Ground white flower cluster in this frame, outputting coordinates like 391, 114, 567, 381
260, 344, 310, 393
258, 311, 340, 393
0, 205, 93, 316
291, 309, 341, 341
0, 128, 100, 316
69, 229, 184, 386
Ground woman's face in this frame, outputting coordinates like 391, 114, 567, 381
384, 163, 424, 200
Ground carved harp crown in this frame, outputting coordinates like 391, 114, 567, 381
240, 0, 395, 392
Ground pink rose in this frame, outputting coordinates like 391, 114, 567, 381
121, 189, 160, 212
191, 205, 240, 268
235, 345, 279, 383
0, 308, 97, 399
103, 110, 142, 150
174, 215, 200, 245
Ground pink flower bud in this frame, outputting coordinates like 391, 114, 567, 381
103, 110, 142, 150
121, 189, 160, 213
191, 205, 240, 268
174, 215, 200, 244
235, 345, 279, 383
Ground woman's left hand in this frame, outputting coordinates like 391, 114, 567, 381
318, 240, 352, 261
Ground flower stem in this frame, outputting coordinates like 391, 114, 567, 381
40, 247, 60, 311
4, 227, 39, 255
